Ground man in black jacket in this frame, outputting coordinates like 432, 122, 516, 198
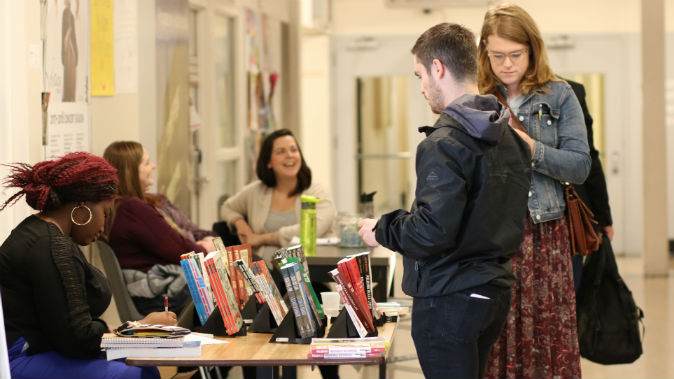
358, 23, 531, 379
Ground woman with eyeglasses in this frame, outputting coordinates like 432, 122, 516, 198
477, 4, 591, 378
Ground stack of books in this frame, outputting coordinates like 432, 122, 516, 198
328, 253, 379, 337
307, 336, 389, 359
102, 322, 199, 360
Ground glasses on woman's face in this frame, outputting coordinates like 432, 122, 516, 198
487, 49, 529, 65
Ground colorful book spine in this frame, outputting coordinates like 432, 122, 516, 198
204, 256, 235, 334
225, 246, 239, 308
339, 257, 369, 319
253, 261, 288, 314
233, 246, 246, 309
254, 275, 284, 325
289, 262, 318, 336
352, 252, 374, 315
212, 252, 243, 333
238, 244, 254, 297
329, 268, 375, 333
335, 284, 368, 338
196, 252, 214, 312
281, 263, 311, 338
280, 256, 324, 320
189, 254, 215, 316
180, 253, 209, 325
234, 259, 265, 304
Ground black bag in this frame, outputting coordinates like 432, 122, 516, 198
576, 235, 644, 364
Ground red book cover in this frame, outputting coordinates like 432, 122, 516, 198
232, 245, 246, 309
204, 258, 234, 334
225, 246, 239, 307
343, 257, 370, 317
337, 260, 370, 323
331, 267, 375, 333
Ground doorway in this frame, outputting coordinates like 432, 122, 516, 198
332, 35, 434, 216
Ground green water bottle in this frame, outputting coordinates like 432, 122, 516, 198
300, 195, 322, 257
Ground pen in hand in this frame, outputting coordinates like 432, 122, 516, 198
164, 295, 168, 313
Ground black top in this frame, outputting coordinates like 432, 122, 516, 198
0, 215, 111, 358
375, 95, 532, 297
566, 79, 612, 227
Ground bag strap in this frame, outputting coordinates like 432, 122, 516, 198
492, 90, 528, 134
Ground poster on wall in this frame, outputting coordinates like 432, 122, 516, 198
45, 0, 90, 103
44, 0, 91, 157
91, 0, 115, 96
245, 9, 278, 132
46, 102, 90, 159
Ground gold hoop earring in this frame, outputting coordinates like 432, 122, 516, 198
71, 204, 93, 226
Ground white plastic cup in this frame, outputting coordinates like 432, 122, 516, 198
321, 291, 341, 310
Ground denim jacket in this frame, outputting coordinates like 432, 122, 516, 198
499, 80, 591, 223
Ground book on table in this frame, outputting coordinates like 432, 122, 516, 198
308, 336, 389, 359
204, 242, 244, 335
104, 340, 201, 361
180, 252, 214, 325
275, 256, 324, 319
280, 261, 317, 338
112, 321, 191, 338
329, 266, 375, 335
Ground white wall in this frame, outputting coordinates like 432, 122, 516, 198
0, 0, 40, 241
300, 34, 332, 192
330, 0, 654, 35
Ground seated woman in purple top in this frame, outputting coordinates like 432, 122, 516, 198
104, 141, 214, 315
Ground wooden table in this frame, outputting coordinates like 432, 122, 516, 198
126, 321, 397, 379
307, 245, 393, 302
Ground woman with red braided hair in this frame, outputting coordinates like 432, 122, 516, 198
0, 152, 174, 379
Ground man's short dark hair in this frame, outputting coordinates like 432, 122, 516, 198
411, 23, 477, 83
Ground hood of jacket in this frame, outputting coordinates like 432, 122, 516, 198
440, 93, 509, 143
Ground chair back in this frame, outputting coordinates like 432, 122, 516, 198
94, 240, 144, 322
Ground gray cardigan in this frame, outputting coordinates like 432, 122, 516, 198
219, 180, 336, 247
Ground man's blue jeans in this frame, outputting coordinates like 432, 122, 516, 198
411, 284, 511, 379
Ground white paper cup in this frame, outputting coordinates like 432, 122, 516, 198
321, 291, 341, 317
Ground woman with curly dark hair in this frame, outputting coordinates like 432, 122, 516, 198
0, 152, 175, 379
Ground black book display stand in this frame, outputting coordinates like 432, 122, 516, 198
196, 307, 247, 337
249, 302, 280, 333
326, 308, 378, 338
241, 295, 262, 322
373, 313, 385, 327
269, 308, 326, 344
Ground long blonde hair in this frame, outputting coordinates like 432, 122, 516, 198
477, 3, 560, 95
